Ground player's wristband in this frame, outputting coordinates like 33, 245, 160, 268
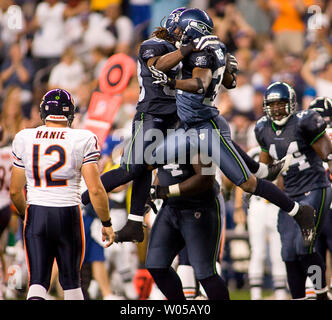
168, 184, 181, 197
101, 218, 112, 227
167, 78, 176, 90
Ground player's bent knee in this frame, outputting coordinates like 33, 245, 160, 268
120, 162, 147, 178
239, 175, 257, 193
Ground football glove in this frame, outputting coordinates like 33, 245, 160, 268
193, 35, 220, 51
226, 53, 239, 74
179, 35, 220, 56
149, 65, 176, 89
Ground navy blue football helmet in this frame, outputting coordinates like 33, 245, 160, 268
165, 7, 186, 40
308, 96, 332, 127
40, 89, 75, 126
263, 82, 297, 126
177, 8, 214, 44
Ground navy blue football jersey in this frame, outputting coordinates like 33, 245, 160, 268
157, 163, 220, 208
176, 41, 227, 123
136, 37, 179, 115
255, 109, 329, 196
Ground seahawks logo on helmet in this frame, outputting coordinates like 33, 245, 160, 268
189, 20, 212, 35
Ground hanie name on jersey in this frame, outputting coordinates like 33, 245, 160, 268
35, 130, 66, 139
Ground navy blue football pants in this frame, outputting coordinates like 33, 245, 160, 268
146, 195, 224, 280
24, 205, 85, 290
152, 115, 251, 186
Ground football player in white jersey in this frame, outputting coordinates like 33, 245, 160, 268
0, 125, 13, 297
9, 89, 115, 300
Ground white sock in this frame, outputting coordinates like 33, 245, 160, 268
250, 286, 262, 300
177, 265, 196, 299
255, 163, 269, 178
305, 277, 316, 298
288, 202, 299, 216
128, 214, 144, 222
123, 281, 138, 300
275, 288, 288, 300
64, 288, 84, 300
27, 284, 47, 300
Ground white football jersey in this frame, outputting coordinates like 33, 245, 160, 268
12, 125, 100, 207
0, 145, 13, 209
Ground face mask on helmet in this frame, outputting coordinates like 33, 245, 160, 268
308, 97, 332, 127
177, 8, 213, 45
263, 82, 296, 126
40, 89, 75, 126
164, 7, 186, 42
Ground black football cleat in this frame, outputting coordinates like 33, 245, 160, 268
293, 205, 316, 247
265, 154, 293, 181
114, 220, 144, 243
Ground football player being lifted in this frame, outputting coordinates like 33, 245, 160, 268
81, 7, 300, 244
149, 9, 317, 248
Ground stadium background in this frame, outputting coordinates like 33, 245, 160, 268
0, 0, 331, 300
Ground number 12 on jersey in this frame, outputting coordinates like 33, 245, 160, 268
32, 144, 67, 187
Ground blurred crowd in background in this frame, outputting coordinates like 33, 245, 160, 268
0, 0, 332, 299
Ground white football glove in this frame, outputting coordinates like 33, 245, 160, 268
149, 65, 176, 88
193, 35, 220, 51
226, 53, 239, 74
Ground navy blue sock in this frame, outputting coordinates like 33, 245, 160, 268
233, 141, 259, 173
285, 261, 307, 299
148, 268, 186, 300
130, 170, 152, 216
199, 274, 230, 300
253, 178, 294, 212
